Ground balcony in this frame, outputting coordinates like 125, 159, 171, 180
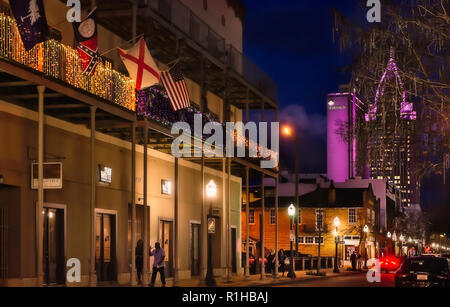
0, 13, 135, 113
150, 0, 277, 103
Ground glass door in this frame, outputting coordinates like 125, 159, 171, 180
190, 223, 200, 276
158, 220, 173, 277
43, 208, 65, 286
95, 213, 117, 282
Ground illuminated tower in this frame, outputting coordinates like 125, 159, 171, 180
327, 92, 365, 182
365, 48, 417, 207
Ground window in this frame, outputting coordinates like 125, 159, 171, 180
221, 15, 226, 27
314, 237, 324, 244
305, 237, 314, 244
298, 209, 302, 225
298, 236, 304, 244
248, 209, 255, 224
315, 209, 323, 231
270, 209, 276, 225
348, 208, 357, 224
203, 0, 208, 10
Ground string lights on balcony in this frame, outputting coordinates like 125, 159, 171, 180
0, 14, 135, 111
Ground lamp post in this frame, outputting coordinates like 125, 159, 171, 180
387, 232, 392, 256
287, 204, 296, 279
282, 125, 300, 254
399, 234, 405, 257
363, 225, 369, 269
333, 217, 340, 273
205, 180, 217, 286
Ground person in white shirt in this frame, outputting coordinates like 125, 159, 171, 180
150, 242, 166, 287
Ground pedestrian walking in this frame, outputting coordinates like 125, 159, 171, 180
135, 240, 144, 285
278, 249, 286, 277
350, 251, 357, 270
150, 242, 166, 287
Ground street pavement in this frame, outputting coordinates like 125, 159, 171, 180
273, 273, 394, 287
147, 269, 394, 287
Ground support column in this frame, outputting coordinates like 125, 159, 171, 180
273, 176, 279, 279
36, 85, 45, 287
89, 106, 97, 287
225, 158, 232, 283
260, 173, 265, 280
143, 119, 149, 285
199, 155, 206, 284
244, 166, 250, 280
130, 122, 137, 286
173, 157, 179, 287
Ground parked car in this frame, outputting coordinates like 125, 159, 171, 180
394, 256, 450, 287
379, 256, 402, 273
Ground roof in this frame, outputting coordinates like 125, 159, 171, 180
249, 183, 375, 209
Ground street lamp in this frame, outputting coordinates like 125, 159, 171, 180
287, 204, 296, 279
387, 232, 392, 239
363, 225, 369, 269
282, 125, 300, 253
205, 180, 217, 286
333, 217, 340, 273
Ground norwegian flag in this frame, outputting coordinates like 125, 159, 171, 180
72, 9, 98, 74
160, 62, 190, 111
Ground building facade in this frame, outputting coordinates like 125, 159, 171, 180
243, 182, 380, 267
0, 0, 278, 286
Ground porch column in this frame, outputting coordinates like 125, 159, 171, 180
244, 166, 250, 280
173, 157, 179, 286
273, 176, 279, 278
89, 106, 97, 287
225, 158, 232, 283
143, 119, 149, 285
260, 173, 265, 280
36, 85, 45, 287
130, 122, 137, 286
200, 155, 206, 284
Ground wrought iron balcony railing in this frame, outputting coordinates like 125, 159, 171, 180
0, 14, 136, 111
150, 0, 278, 102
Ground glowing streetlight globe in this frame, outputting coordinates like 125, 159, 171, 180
399, 235, 404, 242
288, 204, 295, 217
387, 232, 392, 238
363, 225, 369, 233
432, 243, 436, 247
333, 217, 340, 228
392, 232, 397, 242
282, 126, 293, 137
206, 180, 217, 198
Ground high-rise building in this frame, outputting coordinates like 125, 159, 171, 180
365, 48, 417, 208
326, 92, 365, 182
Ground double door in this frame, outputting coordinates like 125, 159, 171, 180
95, 213, 117, 282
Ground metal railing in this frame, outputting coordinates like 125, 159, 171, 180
150, 0, 278, 102
0, 14, 136, 111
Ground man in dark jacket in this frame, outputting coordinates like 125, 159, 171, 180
350, 251, 357, 270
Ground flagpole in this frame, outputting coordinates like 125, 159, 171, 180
99, 34, 145, 57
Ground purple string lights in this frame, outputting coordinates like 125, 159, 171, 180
366, 48, 417, 122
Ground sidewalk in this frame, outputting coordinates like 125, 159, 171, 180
150, 268, 362, 287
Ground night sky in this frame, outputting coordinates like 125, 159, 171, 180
242, 0, 364, 173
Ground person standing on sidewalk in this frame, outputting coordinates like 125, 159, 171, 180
150, 242, 166, 287
278, 249, 286, 277
135, 240, 144, 285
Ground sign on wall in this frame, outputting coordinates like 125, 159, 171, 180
99, 165, 112, 184
31, 162, 63, 189
161, 179, 172, 195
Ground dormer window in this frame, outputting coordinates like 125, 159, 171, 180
203, 0, 208, 10
221, 15, 226, 27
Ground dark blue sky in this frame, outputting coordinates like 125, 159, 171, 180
242, 0, 364, 173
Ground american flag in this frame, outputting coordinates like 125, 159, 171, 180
160, 62, 190, 111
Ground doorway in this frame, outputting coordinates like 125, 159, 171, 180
231, 227, 237, 273
42, 207, 65, 286
158, 219, 173, 278
190, 223, 200, 276
95, 212, 117, 282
